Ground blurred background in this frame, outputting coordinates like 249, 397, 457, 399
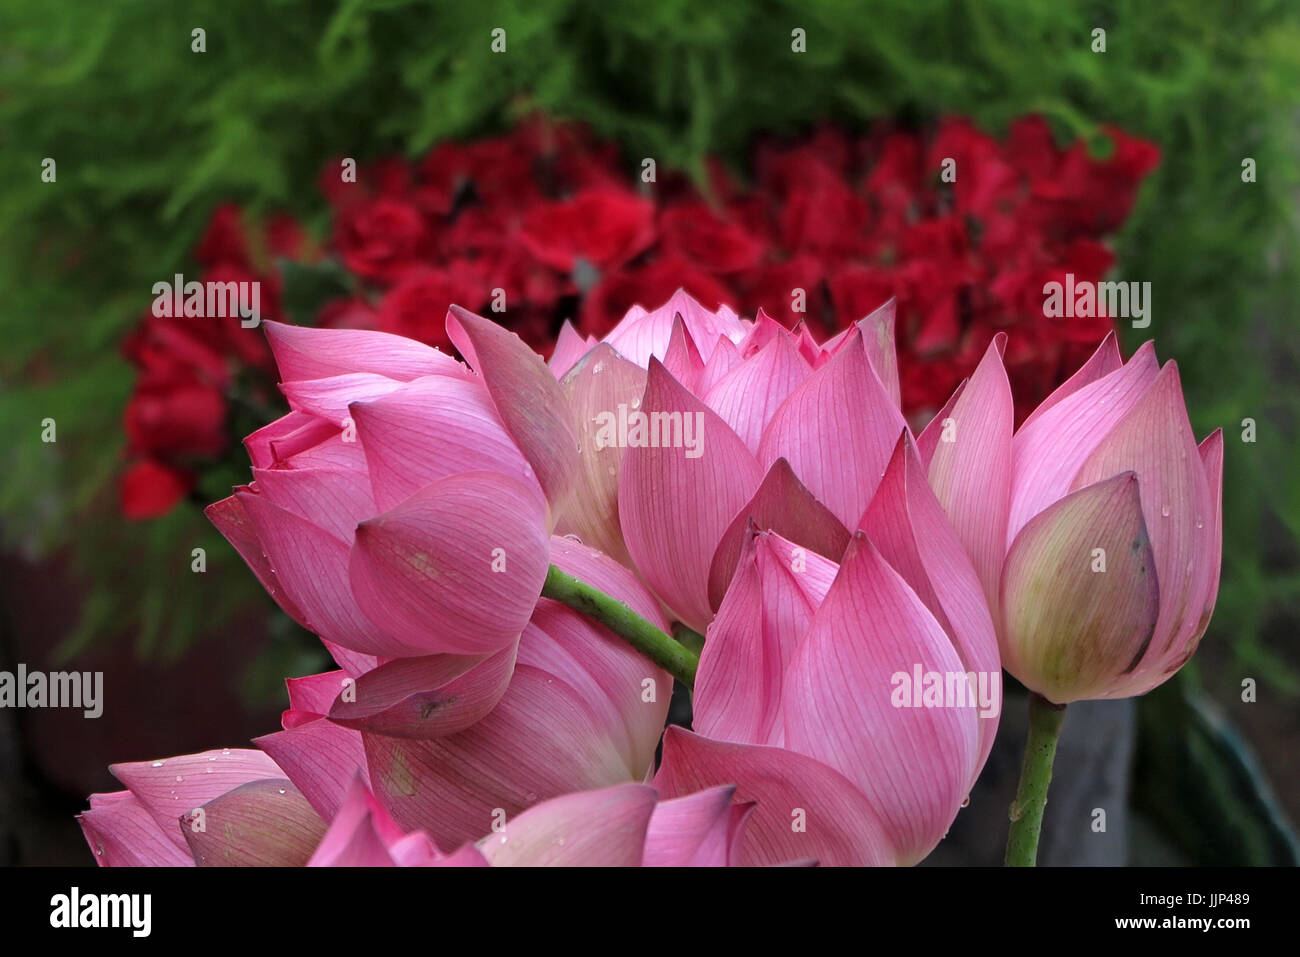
1, 0, 1297, 865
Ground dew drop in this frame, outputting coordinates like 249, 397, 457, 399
592, 363, 604, 375
630, 398, 641, 409
1195, 519, 1204, 529
278, 788, 286, 795
222, 749, 231, 755
151, 761, 164, 768
960, 795, 971, 808
1160, 505, 1170, 518
175, 775, 183, 782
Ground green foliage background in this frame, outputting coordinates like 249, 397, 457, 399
1, 0, 1297, 856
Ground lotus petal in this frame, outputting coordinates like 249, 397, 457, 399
781, 534, 979, 864
80, 792, 193, 867
654, 728, 897, 867
447, 305, 579, 510
618, 359, 762, 631
1001, 473, 1160, 703
349, 471, 549, 656
925, 334, 1013, 609
757, 328, 907, 528
707, 457, 850, 613
556, 344, 647, 564
860, 432, 1002, 772
347, 375, 531, 513
182, 779, 324, 866
480, 783, 658, 867
263, 320, 468, 383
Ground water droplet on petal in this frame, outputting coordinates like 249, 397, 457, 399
175, 775, 183, 782
278, 788, 286, 795
1195, 519, 1204, 529
1160, 505, 1170, 518
151, 761, 164, 768
961, 795, 971, 808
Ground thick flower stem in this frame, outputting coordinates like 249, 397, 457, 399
541, 564, 699, 688
1004, 693, 1067, 866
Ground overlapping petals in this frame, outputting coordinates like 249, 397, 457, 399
666, 432, 1000, 865
255, 539, 671, 850
92, 273, 1221, 870
82, 753, 745, 868
79, 748, 318, 867
919, 332, 1222, 703
556, 291, 911, 636
208, 311, 576, 663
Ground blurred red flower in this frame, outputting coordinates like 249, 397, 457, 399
119, 114, 1158, 518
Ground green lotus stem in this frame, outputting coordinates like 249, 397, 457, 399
1004, 693, 1068, 866
541, 564, 699, 688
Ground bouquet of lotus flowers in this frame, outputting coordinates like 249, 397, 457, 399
83, 290, 1221, 866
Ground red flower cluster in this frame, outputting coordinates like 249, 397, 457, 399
119, 115, 1158, 517
119, 207, 305, 517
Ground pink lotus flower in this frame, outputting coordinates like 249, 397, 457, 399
917, 332, 1223, 703
208, 308, 577, 660
550, 290, 908, 634
79, 748, 325, 866
656, 430, 1000, 866
81, 749, 745, 867
254, 538, 675, 850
